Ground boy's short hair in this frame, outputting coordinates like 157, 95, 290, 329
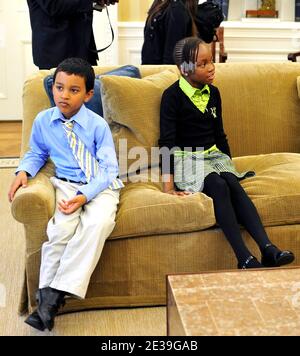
173, 37, 205, 73
53, 57, 95, 92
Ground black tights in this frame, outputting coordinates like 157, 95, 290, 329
202, 172, 271, 264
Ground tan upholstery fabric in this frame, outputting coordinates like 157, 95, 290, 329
214, 62, 300, 157
111, 183, 215, 239
100, 70, 179, 174
236, 153, 300, 226
297, 76, 300, 99
26, 225, 300, 313
12, 63, 300, 314
21, 65, 179, 156
109, 153, 300, 239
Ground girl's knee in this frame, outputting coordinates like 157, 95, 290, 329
204, 174, 230, 197
221, 173, 244, 192
213, 178, 230, 196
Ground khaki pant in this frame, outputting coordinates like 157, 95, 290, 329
39, 177, 120, 298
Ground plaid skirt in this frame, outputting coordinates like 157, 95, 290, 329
174, 147, 255, 192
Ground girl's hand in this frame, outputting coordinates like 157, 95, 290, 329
58, 194, 87, 215
164, 189, 192, 197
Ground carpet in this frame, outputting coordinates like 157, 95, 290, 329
0, 158, 19, 168
0, 168, 166, 336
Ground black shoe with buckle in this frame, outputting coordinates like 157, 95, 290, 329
238, 255, 264, 269
261, 244, 295, 268
36, 287, 65, 331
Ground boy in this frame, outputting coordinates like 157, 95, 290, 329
8, 57, 123, 331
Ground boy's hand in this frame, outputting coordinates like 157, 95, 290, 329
8, 171, 28, 202
164, 189, 192, 197
58, 194, 87, 215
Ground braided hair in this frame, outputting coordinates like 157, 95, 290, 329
173, 37, 205, 75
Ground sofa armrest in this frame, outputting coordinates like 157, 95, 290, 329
11, 172, 55, 224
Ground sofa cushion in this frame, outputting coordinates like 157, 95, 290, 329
109, 153, 300, 239
234, 152, 300, 226
110, 182, 216, 239
100, 69, 179, 177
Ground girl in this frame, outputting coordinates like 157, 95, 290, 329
159, 37, 295, 269
141, 0, 198, 64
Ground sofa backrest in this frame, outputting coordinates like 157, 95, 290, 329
214, 62, 300, 156
21, 65, 177, 156
21, 63, 300, 158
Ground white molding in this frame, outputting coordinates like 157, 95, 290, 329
118, 34, 144, 40
229, 0, 295, 21
117, 20, 300, 30
223, 21, 300, 30
225, 34, 300, 40
118, 22, 144, 28
117, 20, 300, 64
228, 48, 296, 54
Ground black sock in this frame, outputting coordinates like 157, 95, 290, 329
203, 174, 253, 264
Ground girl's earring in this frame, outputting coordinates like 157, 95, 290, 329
184, 72, 189, 77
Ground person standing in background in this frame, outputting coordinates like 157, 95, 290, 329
195, 0, 224, 44
27, 0, 119, 70
141, 0, 198, 65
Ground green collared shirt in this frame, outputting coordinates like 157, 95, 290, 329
179, 77, 210, 113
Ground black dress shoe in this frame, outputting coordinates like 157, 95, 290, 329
36, 287, 65, 331
237, 255, 264, 269
24, 310, 46, 331
261, 244, 295, 267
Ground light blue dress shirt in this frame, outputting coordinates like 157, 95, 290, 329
17, 105, 120, 202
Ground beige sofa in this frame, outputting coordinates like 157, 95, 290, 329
12, 63, 300, 315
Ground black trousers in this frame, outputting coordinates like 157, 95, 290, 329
202, 172, 271, 263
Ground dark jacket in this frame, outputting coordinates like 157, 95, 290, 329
27, 0, 98, 69
141, 0, 193, 65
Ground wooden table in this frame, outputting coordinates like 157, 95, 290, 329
167, 268, 300, 336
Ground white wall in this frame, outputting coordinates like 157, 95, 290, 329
229, 0, 295, 21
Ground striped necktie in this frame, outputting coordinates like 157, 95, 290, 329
62, 120, 124, 189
